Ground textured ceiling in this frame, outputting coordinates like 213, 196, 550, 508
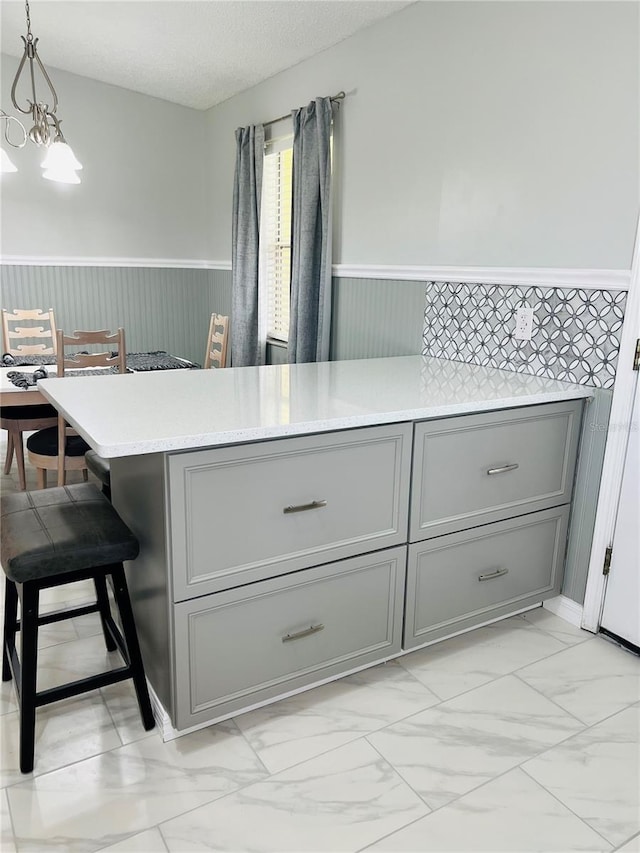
1, 1, 414, 110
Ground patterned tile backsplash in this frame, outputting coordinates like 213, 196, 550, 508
422, 283, 627, 388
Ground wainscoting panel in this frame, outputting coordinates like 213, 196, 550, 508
208, 268, 233, 322
331, 277, 425, 361
0, 265, 232, 367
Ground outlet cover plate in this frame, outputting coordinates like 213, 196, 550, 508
514, 306, 534, 340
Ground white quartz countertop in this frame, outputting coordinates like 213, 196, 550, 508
37, 356, 593, 458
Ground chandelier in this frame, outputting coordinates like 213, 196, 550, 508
1, 0, 82, 184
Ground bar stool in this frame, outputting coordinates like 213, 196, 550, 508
1, 483, 155, 773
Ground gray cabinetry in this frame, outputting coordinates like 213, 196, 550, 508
410, 400, 582, 541
169, 423, 412, 600
118, 399, 583, 733
404, 506, 570, 649
174, 547, 406, 729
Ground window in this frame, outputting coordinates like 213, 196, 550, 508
261, 142, 293, 343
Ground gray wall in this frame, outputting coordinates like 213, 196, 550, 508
205, 1, 639, 269
0, 54, 209, 261
1, 3, 637, 268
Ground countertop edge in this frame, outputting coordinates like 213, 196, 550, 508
50, 386, 592, 459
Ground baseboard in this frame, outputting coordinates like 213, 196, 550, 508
543, 594, 584, 628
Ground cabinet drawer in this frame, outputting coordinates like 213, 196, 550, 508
404, 506, 570, 649
410, 401, 582, 540
173, 547, 406, 729
168, 423, 411, 600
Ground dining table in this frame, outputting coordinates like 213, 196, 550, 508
0, 352, 199, 410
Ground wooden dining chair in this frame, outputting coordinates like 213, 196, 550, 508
27, 328, 126, 488
1, 307, 57, 357
1, 308, 59, 490
204, 313, 229, 369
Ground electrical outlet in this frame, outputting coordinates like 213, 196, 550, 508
514, 306, 534, 340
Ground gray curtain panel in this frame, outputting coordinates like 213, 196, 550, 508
288, 98, 334, 363
231, 124, 264, 367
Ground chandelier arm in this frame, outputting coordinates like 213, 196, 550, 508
10, 35, 58, 117
0, 111, 27, 149
32, 41, 58, 114
10, 43, 32, 115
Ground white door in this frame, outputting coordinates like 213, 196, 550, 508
601, 373, 640, 647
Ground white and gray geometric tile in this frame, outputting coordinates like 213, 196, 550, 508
422, 283, 626, 388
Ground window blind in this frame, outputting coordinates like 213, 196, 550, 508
261, 144, 293, 343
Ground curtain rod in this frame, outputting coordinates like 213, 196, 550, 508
263, 91, 345, 128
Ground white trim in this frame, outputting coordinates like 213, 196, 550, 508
0, 256, 232, 271
333, 264, 631, 290
0, 257, 631, 289
582, 214, 640, 633
543, 595, 585, 629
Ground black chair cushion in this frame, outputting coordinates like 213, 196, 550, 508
26, 426, 90, 457
85, 450, 111, 487
0, 483, 140, 583
0, 404, 58, 421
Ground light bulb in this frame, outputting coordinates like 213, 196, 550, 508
41, 140, 83, 171
0, 147, 18, 173
43, 167, 81, 185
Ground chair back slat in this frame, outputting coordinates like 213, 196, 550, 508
57, 329, 127, 376
204, 314, 229, 369
1, 308, 57, 356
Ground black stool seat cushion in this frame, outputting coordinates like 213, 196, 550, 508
1, 404, 58, 421
85, 450, 111, 487
0, 483, 139, 583
26, 426, 90, 457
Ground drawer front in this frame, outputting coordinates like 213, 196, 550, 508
410, 400, 582, 541
169, 423, 411, 600
404, 506, 570, 649
173, 547, 406, 729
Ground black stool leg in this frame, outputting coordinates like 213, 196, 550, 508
19, 582, 39, 774
94, 576, 117, 652
3, 578, 18, 682
110, 565, 155, 731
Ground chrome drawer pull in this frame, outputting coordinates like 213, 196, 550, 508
282, 623, 325, 643
283, 499, 327, 514
478, 568, 509, 582
487, 463, 519, 476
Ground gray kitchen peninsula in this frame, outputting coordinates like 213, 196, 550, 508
39, 356, 592, 737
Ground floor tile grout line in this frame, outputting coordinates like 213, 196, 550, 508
612, 831, 640, 851
519, 763, 621, 850
355, 744, 613, 853
360, 686, 639, 829
226, 715, 273, 778
3, 788, 18, 853
517, 610, 595, 647
511, 668, 640, 728
1, 693, 161, 790
394, 621, 599, 705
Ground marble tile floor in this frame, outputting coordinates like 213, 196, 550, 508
1, 440, 639, 852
